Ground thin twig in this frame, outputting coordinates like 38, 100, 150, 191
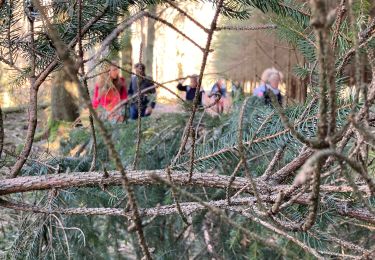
226, 159, 243, 205
166, 167, 189, 225
133, 51, 143, 170
331, 0, 347, 49
171, 0, 224, 166
237, 97, 265, 210
165, 0, 209, 33
261, 146, 286, 181
10, 6, 37, 178
0, 106, 3, 159
144, 11, 207, 52
77, 0, 97, 172
149, 174, 291, 257
216, 24, 277, 31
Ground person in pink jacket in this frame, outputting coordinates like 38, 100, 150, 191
92, 62, 127, 122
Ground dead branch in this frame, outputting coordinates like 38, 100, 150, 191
77, 0, 97, 172
164, 0, 209, 33
10, 11, 37, 177
216, 24, 277, 31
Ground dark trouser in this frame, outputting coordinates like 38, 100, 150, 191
129, 104, 150, 120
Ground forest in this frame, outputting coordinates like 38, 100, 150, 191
0, 0, 375, 259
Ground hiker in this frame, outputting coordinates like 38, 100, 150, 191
128, 63, 156, 119
253, 69, 282, 106
209, 78, 227, 114
177, 74, 205, 107
92, 62, 128, 122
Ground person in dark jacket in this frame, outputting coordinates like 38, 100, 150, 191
128, 63, 156, 119
177, 74, 205, 107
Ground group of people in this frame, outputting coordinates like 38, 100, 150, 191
92, 62, 156, 123
176, 76, 227, 113
91, 62, 283, 122
175, 67, 283, 112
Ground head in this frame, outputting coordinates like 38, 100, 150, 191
261, 68, 279, 84
134, 63, 145, 76
218, 78, 226, 87
190, 74, 199, 88
268, 72, 281, 89
109, 64, 119, 80
98, 61, 120, 92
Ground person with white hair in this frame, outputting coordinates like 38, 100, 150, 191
253, 68, 283, 106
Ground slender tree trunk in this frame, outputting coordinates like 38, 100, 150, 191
145, 5, 156, 77
51, 70, 80, 122
121, 31, 133, 73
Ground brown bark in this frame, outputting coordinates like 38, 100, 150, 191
1, 181, 372, 224
268, 148, 314, 183
0, 106, 3, 159
145, 5, 156, 76
0, 170, 370, 197
51, 70, 80, 122
10, 85, 37, 177
10, 10, 37, 178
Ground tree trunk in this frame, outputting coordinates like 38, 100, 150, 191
51, 70, 80, 122
121, 30, 133, 73
145, 5, 156, 77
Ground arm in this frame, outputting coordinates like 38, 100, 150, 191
128, 76, 135, 97
177, 83, 187, 91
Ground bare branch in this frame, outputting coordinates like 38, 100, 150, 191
171, 0, 224, 166
9, 11, 37, 177
261, 146, 286, 181
165, 0, 209, 33
216, 24, 277, 31
89, 11, 147, 64
144, 11, 207, 52
77, 0, 97, 172
331, 0, 346, 49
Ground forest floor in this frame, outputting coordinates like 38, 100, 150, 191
0, 97, 233, 175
